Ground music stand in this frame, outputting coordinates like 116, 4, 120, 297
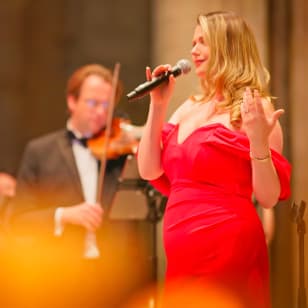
291, 200, 307, 308
108, 154, 166, 306
109, 154, 149, 220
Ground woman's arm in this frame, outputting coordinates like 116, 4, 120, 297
261, 207, 275, 245
137, 65, 176, 180
138, 102, 168, 180
241, 88, 285, 208
250, 120, 283, 208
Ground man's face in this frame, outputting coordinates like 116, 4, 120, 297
67, 74, 112, 136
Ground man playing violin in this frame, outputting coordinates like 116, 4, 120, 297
6, 64, 143, 308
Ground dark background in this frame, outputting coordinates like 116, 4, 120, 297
0, 0, 152, 175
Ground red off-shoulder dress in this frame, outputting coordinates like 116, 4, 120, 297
150, 123, 291, 308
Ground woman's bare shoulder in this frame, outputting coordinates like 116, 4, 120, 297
168, 98, 195, 124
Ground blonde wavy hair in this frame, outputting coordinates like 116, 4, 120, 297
195, 11, 270, 128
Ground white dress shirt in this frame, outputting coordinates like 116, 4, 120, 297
54, 121, 100, 258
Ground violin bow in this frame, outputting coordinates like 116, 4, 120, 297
96, 62, 121, 203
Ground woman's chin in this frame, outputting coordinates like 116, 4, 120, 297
195, 69, 206, 79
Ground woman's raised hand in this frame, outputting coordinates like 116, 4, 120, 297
241, 87, 284, 146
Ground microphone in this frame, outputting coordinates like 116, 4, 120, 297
127, 59, 191, 101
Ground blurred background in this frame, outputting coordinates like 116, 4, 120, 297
0, 0, 307, 307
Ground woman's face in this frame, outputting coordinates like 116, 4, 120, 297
191, 24, 210, 78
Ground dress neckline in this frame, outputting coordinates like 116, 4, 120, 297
167, 122, 238, 145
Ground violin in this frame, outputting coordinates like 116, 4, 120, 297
87, 117, 142, 160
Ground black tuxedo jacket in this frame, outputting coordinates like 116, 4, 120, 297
4, 130, 153, 307
8, 129, 127, 255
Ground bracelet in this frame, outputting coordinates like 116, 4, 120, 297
250, 151, 271, 162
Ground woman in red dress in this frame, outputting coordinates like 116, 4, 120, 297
137, 11, 291, 308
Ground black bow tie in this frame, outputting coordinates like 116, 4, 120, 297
67, 130, 89, 148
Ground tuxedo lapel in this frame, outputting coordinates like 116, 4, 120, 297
56, 131, 83, 197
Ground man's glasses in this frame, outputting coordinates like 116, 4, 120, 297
84, 99, 109, 110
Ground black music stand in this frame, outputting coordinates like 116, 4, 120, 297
291, 200, 307, 308
108, 155, 166, 306
109, 155, 165, 222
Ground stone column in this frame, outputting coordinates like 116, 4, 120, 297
290, 0, 308, 307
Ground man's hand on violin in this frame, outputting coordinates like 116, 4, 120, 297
61, 202, 103, 232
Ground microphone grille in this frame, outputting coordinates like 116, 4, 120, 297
177, 59, 191, 75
